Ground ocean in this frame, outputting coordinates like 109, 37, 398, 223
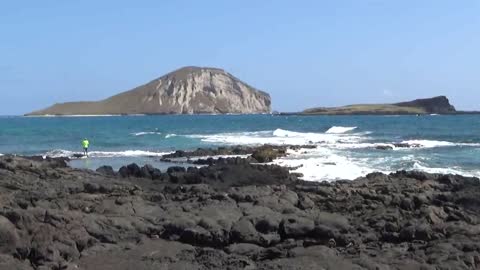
1, 114, 480, 181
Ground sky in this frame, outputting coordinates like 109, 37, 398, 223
1, 0, 479, 115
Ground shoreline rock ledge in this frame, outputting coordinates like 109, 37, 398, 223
26, 66, 271, 115
1, 155, 480, 269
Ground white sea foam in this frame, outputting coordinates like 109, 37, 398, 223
45, 149, 172, 158
89, 150, 171, 158
273, 148, 480, 181
174, 127, 480, 181
187, 129, 364, 146
330, 140, 480, 150
272, 148, 380, 181
42, 125, 480, 182
328, 142, 393, 150
186, 154, 251, 161
401, 140, 480, 148
332, 140, 480, 150
325, 126, 357, 134
412, 161, 480, 178
132, 132, 162, 136
183, 128, 480, 151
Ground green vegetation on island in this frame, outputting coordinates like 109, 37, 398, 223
301, 96, 457, 115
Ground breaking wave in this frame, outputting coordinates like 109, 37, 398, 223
178, 128, 480, 181
400, 140, 480, 148
273, 147, 480, 182
325, 126, 357, 134
412, 161, 480, 177
273, 147, 379, 181
184, 128, 364, 146
179, 128, 480, 151
44, 127, 480, 182
131, 132, 162, 136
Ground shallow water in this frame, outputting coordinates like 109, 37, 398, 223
1, 114, 480, 181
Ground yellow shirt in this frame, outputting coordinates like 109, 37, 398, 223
82, 140, 89, 148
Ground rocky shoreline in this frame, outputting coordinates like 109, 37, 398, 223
1, 154, 480, 270
160, 145, 317, 164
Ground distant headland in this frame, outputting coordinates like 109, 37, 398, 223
288, 96, 479, 115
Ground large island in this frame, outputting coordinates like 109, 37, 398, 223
26, 67, 271, 116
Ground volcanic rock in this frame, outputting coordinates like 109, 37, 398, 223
1, 155, 480, 269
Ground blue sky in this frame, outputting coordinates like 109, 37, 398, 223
1, 1, 479, 114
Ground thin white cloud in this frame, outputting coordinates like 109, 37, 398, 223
382, 89, 393, 97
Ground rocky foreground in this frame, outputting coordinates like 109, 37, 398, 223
1, 155, 480, 270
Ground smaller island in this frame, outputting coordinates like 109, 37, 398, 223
299, 96, 470, 115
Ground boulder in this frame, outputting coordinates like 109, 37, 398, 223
140, 164, 155, 179
226, 243, 266, 260
126, 163, 142, 177
280, 216, 315, 238
376, 145, 394, 150
0, 216, 19, 254
118, 163, 143, 178
96, 166, 116, 176
251, 146, 286, 163
231, 218, 260, 245
167, 166, 187, 174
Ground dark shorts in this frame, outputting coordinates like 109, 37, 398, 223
84, 148, 88, 152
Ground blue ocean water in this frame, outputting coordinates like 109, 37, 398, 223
1, 115, 479, 181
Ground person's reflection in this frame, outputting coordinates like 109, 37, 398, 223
83, 158, 91, 169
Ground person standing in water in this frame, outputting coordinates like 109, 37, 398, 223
82, 138, 90, 157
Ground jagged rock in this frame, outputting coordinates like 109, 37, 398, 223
194, 156, 256, 166
226, 243, 266, 260
96, 165, 116, 176
0, 216, 19, 254
376, 145, 394, 150
118, 163, 144, 178
167, 166, 186, 174
126, 163, 142, 177
394, 142, 421, 148
280, 216, 315, 238
162, 146, 254, 160
0, 254, 32, 270
231, 218, 260, 245
251, 146, 287, 163
118, 166, 129, 178
1, 155, 480, 269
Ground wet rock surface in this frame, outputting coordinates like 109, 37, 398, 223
375, 143, 422, 150
1, 155, 480, 269
161, 146, 256, 160
161, 145, 317, 165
